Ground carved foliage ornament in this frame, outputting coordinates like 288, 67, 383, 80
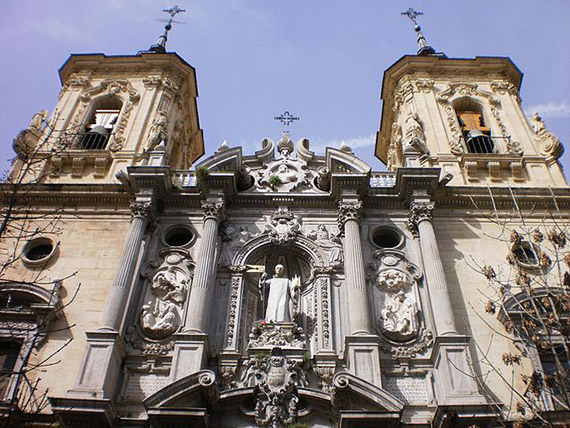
337, 201, 363, 230
130, 201, 154, 221
407, 201, 434, 235
436, 83, 521, 155
201, 200, 225, 222
66, 79, 140, 151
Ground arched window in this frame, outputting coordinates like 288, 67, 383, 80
79, 96, 122, 150
454, 98, 495, 154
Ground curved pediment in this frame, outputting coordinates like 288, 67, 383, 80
327, 147, 372, 175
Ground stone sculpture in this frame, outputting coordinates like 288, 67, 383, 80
140, 266, 187, 339
404, 112, 429, 155
381, 290, 418, 339
144, 110, 168, 151
308, 224, 343, 265
258, 264, 300, 322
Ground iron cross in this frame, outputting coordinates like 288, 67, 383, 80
274, 111, 300, 127
401, 8, 423, 26
160, 5, 186, 27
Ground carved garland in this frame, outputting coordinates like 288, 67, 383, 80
226, 276, 241, 348
320, 277, 331, 348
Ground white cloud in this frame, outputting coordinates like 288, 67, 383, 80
309, 134, 376, 154
525, 101, 570, 118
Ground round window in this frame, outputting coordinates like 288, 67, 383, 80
23, 237, 58, 266
163, 226, 194, 247
371, 227, 403, 249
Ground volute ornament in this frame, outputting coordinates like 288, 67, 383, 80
531, 112, 563, 158
130, 201, 154, 221
337, 200, 363, 230
407, 201, 434, 235
201, 200, 226, 222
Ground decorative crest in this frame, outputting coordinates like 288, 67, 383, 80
148, 5, 186, 53
401, 7, 436, 56
274, 111, 300, 127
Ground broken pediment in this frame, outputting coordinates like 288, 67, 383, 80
195, 132, 371, 195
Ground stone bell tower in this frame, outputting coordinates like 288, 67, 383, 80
375, 10, 566, 187
11, 9, 203, 184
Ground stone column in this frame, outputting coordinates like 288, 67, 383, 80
100, 200, 153, 331
184, 199, 225, 333
338, 200, 370, 335
408, 201, 457, 336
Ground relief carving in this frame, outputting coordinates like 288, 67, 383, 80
136, 249, 194, 343
372, 251, 432, 353
220, 225, 258, 267
307, 224, 343, 265
262, 208, 302, 245
239, 348, 307, 428
140, 266, 188, 340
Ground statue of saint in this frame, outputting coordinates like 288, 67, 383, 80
144, 110, 168, 151
258, 264, 300, 322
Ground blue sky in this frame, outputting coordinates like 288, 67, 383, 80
1, 0, 569, 173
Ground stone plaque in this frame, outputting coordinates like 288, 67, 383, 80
125, 373, 169, 401
384, 376, 427, 404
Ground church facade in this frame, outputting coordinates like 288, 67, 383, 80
1, 21, 569, 428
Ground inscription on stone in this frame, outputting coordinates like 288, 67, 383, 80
384, 376, 427, 403
125, 373, 169, 401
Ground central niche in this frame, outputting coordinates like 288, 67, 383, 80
239, 245, 314, 353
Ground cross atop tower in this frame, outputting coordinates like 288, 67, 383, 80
274, 111, 300, 128
148, 5, 186, 53
401, 7, 436, 56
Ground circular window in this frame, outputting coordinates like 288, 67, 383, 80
163, 226, 194, 248
371, 227, 403, 249
22, 237, 58, 266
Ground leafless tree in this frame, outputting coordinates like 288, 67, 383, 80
0, 111, 81, 426
467, 190, 570, 427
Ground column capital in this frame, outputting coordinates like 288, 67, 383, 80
337, 200, 363, 230
201, 199, 226, 222
407, 201, 435, 235
129, 200, 154, 221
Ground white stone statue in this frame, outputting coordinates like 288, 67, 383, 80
404, 112, 428, 155
29, 110, 48, 131
144, 110, 168, 151
381, 291, 418, 339
308, 224, 343, 265
258, 264, 300, 322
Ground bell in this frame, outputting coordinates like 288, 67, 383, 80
89, 125, 109, 135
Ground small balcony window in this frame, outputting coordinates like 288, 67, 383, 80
0, 341, 20, 400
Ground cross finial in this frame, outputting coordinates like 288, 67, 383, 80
164, 5, 186, 22
274, 111, 300, 128
401, 7, 422, 26
401, 7, 436, 56
148, 5, 186, 53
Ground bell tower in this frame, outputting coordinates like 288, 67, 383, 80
375, 10, 566, 187
12, 6, 204, 184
